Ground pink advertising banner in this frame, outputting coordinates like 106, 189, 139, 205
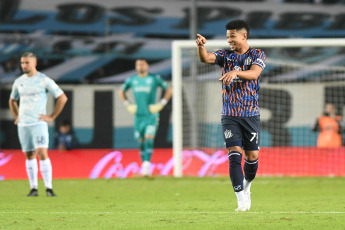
1, 147, 345, 180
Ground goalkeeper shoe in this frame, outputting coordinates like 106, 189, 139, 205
27, 188, 38, 197
141, 161, 151, 177
46, 188, 56, 197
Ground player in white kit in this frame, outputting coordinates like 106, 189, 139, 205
9, 52, 68, 196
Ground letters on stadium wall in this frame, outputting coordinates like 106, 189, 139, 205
2, 0, 345, 84
2, 0, 345, 37
1, 148, 345, 180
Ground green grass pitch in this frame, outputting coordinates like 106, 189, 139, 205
1, 177, 345, 230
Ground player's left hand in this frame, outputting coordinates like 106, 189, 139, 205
149, 98, 168, 114
149, 103, 164, 114
219, 71, 238, 84
39, 114, 54, 122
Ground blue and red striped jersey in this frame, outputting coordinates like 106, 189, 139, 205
214, 47, 266, 117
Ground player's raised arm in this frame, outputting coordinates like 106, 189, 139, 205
196, 34, 216, 64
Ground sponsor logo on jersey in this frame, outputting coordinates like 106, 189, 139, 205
245, 57, 252, 66
224, 129, 233, 139
226, 58, 233, 62
146, 78, 152, 84
20, 90, 45, 97
233, 66, 242, 71
134, 86, 151, 93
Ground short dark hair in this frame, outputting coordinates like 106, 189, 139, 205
21, 52, 37, 60
136, 58, 148, 63
60, 119, 71, 127
225, 19, 250, 37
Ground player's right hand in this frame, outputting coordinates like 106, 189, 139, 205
126, 104, 137, 115
196, 34, 207, 47
14, 117, 18, 125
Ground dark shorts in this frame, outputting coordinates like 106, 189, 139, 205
221, 115, 260, 151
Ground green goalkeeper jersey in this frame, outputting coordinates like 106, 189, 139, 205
122, 74, 169, 116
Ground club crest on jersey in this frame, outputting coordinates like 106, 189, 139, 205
146, 78, 152, 84
233, 66, 242, 71
224, 129, 233, 139
245, 57, 252, 66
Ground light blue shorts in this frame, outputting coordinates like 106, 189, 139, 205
18, 123, 49, 152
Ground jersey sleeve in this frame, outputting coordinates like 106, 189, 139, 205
10, 80, 19, 100
155, 75, 169, 90
252, 49, 266, 70
213, 49, 225, 66
46, 77, 64, 98
121, 77, 132, 91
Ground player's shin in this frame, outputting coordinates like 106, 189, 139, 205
229, 151, 248, 210
144, 138, 154, 162
141, 138, 154, 176
40, 158, 53, 189
139, 142, 145, 162
243, 158, 258, 191
26, 159, 38, 189
228, 151, 244, 192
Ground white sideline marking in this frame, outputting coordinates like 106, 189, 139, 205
1, 211, 345, 215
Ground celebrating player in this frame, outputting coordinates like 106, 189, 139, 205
119, 59, 172, 177
9, 52, 68, 196
196, 20, 266, 211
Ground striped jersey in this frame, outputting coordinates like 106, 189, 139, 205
214, 47, 266, 117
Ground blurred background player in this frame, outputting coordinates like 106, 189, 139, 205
196, 20, 266, 211
9, 52, 68, 196
119, 59, 172, 177
312, 103, 343, 148
54, 119, 79, 151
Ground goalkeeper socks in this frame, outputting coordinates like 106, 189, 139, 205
244, 158, 258, 182
40, 158, 53, 189
228, 151, 244, 192
139, 142, 145, 162
26, 159, 38, 189
144, 138, 154, 161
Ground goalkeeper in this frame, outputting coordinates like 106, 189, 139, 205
119, 59, 172, 177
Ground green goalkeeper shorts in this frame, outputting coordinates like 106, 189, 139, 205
134, 114, 159, 140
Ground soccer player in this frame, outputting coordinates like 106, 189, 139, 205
119, 59, 172, 177
9, 52, 68, 196
196, 20, 266, 211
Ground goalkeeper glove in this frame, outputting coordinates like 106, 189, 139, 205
123, 101, 137, 115
149, 98, 168, 114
